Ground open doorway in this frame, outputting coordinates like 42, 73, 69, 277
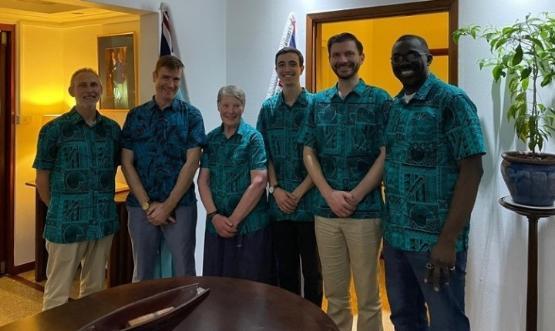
306, 0, 458, 93
0, 24, 15, 275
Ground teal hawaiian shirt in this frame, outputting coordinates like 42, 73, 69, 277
201, 120, 269, 234
299, 80, 390, 219
33, 108, 121, 244
121, 98, 206, 207
256, 89, 314, 222
383, 74, 486, 252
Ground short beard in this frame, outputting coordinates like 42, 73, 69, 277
332, 62, 360, 80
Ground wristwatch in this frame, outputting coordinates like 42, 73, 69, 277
141, 200, 151, 211
268, 184, 279, 194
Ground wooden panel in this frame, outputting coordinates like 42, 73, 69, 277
0, 24, 15, 275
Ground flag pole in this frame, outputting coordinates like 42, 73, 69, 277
265, 12, 296, 99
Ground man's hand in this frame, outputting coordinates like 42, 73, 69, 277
146, 202, 176, 226
324, 190, 356, 218
346, 189, 364, 210
425, 238, 457, 291
273, 188, 298, 214
212, 214, 237, 238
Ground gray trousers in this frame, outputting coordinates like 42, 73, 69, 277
127, 205, 197, 282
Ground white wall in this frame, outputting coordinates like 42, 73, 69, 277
457, 1, 555, 331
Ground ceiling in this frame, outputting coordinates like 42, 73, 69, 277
0, 0, 138, 25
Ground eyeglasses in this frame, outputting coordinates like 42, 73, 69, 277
390, 51, 430, 65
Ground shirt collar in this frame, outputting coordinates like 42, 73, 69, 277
68, 107, 103, 125
329, 79, 366, 100
218, 119, 248, 138
395, 73, 437, 102
277, 88, 309, 108
148, 96, 178, 112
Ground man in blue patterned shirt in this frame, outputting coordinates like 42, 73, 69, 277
256, 47, 322, 305
383, 35, 485, 331
34, 68, 121, 310
301, 33, 390, 331
121, 55, 206, 281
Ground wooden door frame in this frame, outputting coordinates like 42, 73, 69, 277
305, 0, 458, 91
0, 24, 16, 274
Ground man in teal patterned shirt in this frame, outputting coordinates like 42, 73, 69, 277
383, 35, 485, 331
34, 68, 121, 310
198, 85, 271, 283
121, 55, 206, 281
257, 47, 322, 305
301, 33, 390, 331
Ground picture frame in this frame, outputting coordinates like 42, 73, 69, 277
97, 33, 136, 110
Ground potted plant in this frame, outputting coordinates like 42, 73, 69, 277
454, 12, 555, 206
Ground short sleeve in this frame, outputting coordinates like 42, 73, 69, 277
256, 104, 271, 157
120, 109, 136, 150
33, 123, 58, 170
249, 131, 267, 170
111, 122, 122, 166
200, 133, 212, 169
186, 105, 207, 149
298, 101, 317, 149
374, 89, 392, 148
445, 94, 486, 160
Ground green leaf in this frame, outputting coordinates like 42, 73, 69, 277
492, 65, 505, 81
512, 44, 523, 65
541, 73, 553, 87
520, 66, 532, 80
521, 77, 529, 91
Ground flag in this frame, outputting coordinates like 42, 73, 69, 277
266, 13, 297, 98
160, 3, 190, 102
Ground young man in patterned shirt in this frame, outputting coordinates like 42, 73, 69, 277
301, 33, 390, 331
257, 47, 322, 305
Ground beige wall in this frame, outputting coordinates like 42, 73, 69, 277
9, 18, 139, 266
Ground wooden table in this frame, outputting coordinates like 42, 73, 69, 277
0, 276, 338, 331
26, 183, 134, 287
499, 196, 555, 331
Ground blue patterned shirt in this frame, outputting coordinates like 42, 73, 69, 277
121, 98, 206, 207
201, 120, 269, 234
299, 80, 390, 219
257, 89, 314, 222
383, 74, 486, 252
33, 108, 121, 243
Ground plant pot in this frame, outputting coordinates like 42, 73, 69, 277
500, 151, 555, 206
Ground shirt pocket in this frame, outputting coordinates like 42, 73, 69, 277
231, 145, 249, 166
353, 107, 378, 155
165, 123, 189, 159
404, 108, 439, 168
315, 104, 339, 155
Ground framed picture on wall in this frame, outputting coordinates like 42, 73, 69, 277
97, 33, 136, 110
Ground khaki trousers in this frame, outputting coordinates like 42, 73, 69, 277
42, 234, 113, 311
315, 216, 383, 331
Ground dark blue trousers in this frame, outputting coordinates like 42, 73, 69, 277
203, 226, 273, 284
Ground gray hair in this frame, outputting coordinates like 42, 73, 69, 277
217, 85, 246, 106
69, 68, 99, 88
